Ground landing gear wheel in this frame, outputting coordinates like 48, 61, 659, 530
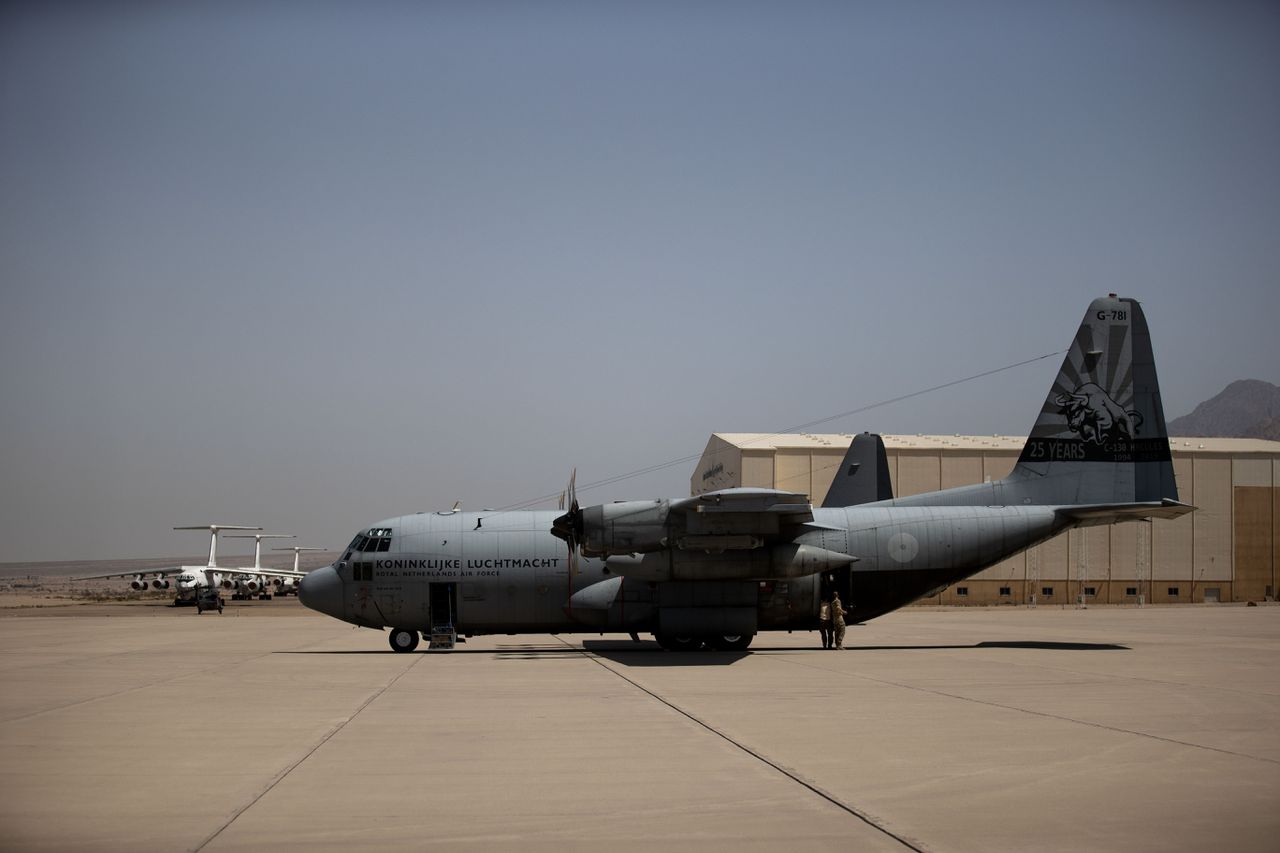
654, 633, 704, 651
707, 634, 754, 651
388, 628, 420, 653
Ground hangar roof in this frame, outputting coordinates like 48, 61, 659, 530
710, 433, 1280, 455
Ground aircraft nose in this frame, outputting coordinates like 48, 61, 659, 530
298, 564, 343, 618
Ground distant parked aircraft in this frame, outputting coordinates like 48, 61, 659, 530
75, 525, 260, 607
222, 533, 297, 600
270, 545, 328, 596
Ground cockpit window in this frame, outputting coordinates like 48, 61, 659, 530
347, 528, 392, 555
361, 528, 393, 552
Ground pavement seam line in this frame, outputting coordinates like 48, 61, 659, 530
778, 655, 1280, 767
189, 653, 426, 853
556, 638, 931, 853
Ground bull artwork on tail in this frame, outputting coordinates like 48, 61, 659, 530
1055, 382, 1144, 445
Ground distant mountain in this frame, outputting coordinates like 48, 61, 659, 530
1167, 380, 1280, 439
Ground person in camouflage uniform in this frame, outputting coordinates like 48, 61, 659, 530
818, 596, 832, 649
830, 592, 849, 650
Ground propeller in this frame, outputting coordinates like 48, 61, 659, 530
550, 469, 582, 575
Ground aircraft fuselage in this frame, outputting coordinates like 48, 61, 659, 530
301, 505, 1067, 635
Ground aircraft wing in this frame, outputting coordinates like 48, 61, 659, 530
560, 486, 849, 582
586, 488, 853, 582
675, 487, 814, 523
73, 567, 182, 581
223, 567, 307, 579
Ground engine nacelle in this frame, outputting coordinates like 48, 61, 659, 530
221, 578, 237, 590
130, 576, 147, 591
245, 577, 262, 593
580, 500, 672, 557
150, 578, 170, 590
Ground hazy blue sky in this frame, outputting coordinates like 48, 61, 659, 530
2, 2, 1277, 562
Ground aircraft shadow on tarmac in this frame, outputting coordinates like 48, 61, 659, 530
848, 641, 1130, 651
275, 639, 1128, 659
274, 641, 749, 665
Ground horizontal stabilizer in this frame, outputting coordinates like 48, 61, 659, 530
1054, 499, 1195, 525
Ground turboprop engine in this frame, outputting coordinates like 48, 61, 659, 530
575, 500, 673, 557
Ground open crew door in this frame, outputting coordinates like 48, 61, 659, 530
429, 582, 457, 649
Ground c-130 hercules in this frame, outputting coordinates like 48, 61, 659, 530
299, 296, 1192, 652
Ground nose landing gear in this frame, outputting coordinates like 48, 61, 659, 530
388, 627, 420, 652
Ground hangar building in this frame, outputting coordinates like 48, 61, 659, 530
692, 434, 1280, 606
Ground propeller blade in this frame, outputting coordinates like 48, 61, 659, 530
550, 468, 582, 576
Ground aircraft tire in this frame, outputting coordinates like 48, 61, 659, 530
654, 633, 703, 652
388, 628, 420, 653
706, 634, 753, 651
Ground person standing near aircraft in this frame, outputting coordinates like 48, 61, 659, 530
830, 592, 848, 650
818, 596, 832, 649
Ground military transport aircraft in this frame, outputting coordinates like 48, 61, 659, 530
299, 296, 1193, 652
76, 524, 261, 606
222, 533, 300, 600
270, 545, 329, 596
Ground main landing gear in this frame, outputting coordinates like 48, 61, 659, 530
653, 633, 754, 652
388, 627, 420, 653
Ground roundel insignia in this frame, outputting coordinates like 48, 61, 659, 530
887, 532, 919, 563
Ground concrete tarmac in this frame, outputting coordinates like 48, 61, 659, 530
1, 604, 1277, 852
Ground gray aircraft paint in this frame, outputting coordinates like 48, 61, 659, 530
821, 432, 894, 508
300, 296, 1192, 649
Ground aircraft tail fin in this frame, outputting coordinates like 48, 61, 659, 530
886, 296, 1182, 512
822, 433, 894, 508
1005, 295, 1179, 505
